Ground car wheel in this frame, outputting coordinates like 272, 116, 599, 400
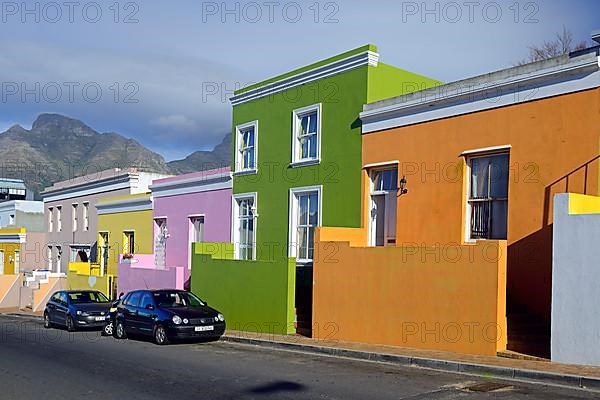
114, 320, 127, 339
103, 321, 114, 337
43, 312, 52, 329
66, 315, 75, 332
154, 325, 170, 345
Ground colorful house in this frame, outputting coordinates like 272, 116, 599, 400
0, 228, 26, 275
68, 193, 155, 297
310, 43, 600, 356
42, 168, 170, 275
117, 169, 232, 294
0, 200, 46, 273
192, 45, 440, 335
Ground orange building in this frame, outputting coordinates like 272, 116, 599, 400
313, 45, 600, 356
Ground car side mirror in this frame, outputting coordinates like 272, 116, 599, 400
146, 304, 155, 310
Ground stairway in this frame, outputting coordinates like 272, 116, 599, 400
506, 311, 551, 359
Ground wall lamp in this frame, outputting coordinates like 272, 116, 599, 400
399, 176, 408, 196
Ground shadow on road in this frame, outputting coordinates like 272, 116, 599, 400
248, 381, 306, 395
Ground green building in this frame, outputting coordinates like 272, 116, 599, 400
192, 45, 440, 335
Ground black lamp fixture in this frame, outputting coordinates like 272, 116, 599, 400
399, 175, 408, 195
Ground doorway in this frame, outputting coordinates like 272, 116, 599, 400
0, 250, 4, 274
369, 167, 398, 246
99, 232, 109, 275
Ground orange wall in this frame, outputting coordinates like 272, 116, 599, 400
361, 88, 600, 322
313, 228, 507, 355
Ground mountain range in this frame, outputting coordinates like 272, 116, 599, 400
0, 114, 231, 199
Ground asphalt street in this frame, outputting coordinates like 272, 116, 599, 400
0, 314, 595, 399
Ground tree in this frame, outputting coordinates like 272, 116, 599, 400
517, 27, 588, 65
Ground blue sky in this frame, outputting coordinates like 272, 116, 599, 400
1, 0, 598, 160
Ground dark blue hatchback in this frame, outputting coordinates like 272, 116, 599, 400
44, 290, 112, 332
113, 289, 225, 345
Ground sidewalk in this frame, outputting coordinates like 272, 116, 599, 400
0, 308, 43, 316
222, 330, 600, 391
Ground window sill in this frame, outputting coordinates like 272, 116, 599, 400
289, 159, 320, 168
233, 169, 258, 177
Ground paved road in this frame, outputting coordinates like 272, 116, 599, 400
0, 315, 594, 400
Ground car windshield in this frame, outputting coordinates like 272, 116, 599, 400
68, 291, 109, 304
153, 291, 205, 308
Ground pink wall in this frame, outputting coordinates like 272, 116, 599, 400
117, 254, 185, 294
152, 169, 232, 286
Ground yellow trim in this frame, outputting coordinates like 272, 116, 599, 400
97, 193, 151, 204
0, 228, 26, 235
568, 193, 600, 215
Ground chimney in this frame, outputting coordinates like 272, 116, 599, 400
592, 29, 600, 45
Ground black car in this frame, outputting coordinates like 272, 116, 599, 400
44, 290, 112, 332
113, 289, 225, 345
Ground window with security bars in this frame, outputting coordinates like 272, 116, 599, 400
468, 153, 509, 240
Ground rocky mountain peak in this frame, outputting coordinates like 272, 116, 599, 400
31, 113, 96, 137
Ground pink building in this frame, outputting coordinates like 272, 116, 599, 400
117, 168, 232, 293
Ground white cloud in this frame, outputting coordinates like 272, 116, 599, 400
150, 115, 197, 131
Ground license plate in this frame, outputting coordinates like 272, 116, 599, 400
195, 326, 214, 332
95, 316, 106, 321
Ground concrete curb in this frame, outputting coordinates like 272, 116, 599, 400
2, 312, 43, 320
222, 335, 600, 392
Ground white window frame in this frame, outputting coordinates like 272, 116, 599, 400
368, 166, 398, 247
56, 246, 62, 273
70, 245, 91, 263
291, 103, 322, 167
464, 150, 510, 243
288, 185, 323, 264
83, 202, 89, 231
14, 250, 19, 274
56, 206, 62, 232
234, 121, 258, 175
72, 203, 78, 232
188, 214, 205, 269
48, 207, 54, 232
47, 246, 53, 271
231, 193, 257, 261
189, 215, 205, 243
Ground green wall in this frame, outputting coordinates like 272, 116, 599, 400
233, 50, 441, 262
191, 243, 296, 334
233, 66, 370, 261
191, 45, 441, 335
367, 63, 442, 103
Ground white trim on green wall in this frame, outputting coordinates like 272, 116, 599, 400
230, 50, 379, 106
